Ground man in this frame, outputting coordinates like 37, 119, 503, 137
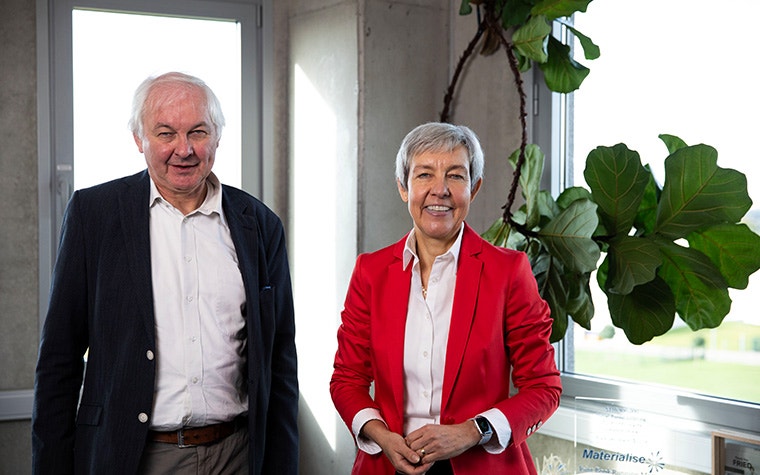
32, 72, 298, 474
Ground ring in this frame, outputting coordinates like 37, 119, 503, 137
420, 448, 426, 456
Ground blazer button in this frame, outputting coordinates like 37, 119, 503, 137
138, 413, 149, 423
526, 427, 533, 436
146, 350, 154, 361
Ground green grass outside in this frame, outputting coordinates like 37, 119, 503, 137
574, 321, 760, 403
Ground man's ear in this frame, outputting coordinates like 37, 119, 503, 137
133, 133, 144, 153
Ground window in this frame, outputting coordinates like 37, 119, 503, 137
71, 9, 242, 190
555, 0, 759, 437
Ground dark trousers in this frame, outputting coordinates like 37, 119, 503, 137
427, 460, 454, 475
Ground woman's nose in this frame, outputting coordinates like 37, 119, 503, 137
431, 176, 450, 195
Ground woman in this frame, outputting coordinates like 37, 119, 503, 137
330, 122, 561, 474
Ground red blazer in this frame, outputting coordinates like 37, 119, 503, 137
331, 224, 562, 474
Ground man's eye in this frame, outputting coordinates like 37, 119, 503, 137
190, 130, 208, 137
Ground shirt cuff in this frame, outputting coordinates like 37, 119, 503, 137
351, 408, 386, 454
478, 408, 512, 454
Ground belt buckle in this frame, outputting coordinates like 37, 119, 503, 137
176, 428, 195, 448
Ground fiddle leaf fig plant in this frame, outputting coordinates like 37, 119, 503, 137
447, 0, 760, 343
484, 136, 760, 344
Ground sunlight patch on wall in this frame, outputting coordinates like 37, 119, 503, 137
292, 63, 339, 450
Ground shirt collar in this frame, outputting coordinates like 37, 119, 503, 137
149, 172, 226, 223
402, 223, 465, 270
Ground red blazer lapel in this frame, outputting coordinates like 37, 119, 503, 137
441, 224, 484, 412
376, 238, 412, 429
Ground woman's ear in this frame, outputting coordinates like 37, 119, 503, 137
397, 179, 409, 203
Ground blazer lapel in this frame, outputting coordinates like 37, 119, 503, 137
221, 187, 263, 390
383, 240, 412, 421
119, 171, 156, 345
441, 224, 483, 412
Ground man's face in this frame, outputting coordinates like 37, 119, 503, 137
397, 145, 481, 249
133, 84, 219, 203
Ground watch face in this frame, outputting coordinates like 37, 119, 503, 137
476, 417, 491, 434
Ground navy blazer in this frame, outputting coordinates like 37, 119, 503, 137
32, 170, 299, 474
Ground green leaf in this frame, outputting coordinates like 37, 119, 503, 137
655, 144, 752, 239
509, 144, 545, 229
482, 217, 512, 248
513, 15, 551, 63
584, 143, 650, 236
656, 240, 730, 330
531, 0, 593, 20
537, 190, 561, 224
606, 236, 661, 294
566, 271, 594, 329
538, 199, 600, 272
515, 50, 533, 72
607, 275, 675, 344
688, 223, 760, 289
502, 0, 535, 28
538, 35, 590, 92
533, 252, 570, 342
566, 25, 600, 60
459, 0, 473, 15
633, 166, 660, 235
658, 133, 688, 155
556, 186, 592, 209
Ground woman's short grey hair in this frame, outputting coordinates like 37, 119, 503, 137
128, 72, 225, 139
395, 122, 484, 191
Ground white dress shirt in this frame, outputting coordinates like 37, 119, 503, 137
148, 173, 248, 430
352, 225, 511, 454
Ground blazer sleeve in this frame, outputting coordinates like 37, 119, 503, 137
258, 216, 300, 474
495, 251, 562, 447
32, 192, 90, 475
330, 253, 380, 435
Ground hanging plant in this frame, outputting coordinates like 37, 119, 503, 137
444, 0, 760, 343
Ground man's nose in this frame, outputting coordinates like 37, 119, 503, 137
173, 135, 194, 157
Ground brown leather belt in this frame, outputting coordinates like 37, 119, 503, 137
149, 416, 246, 447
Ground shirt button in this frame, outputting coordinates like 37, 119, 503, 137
423, 351, 429, 358
186, 296, 193, 302
185, 256, 192, 262
138, 413, 149, 423
191, 336, 197, 343
146, 350, 154, 360
192, 377, 199, 384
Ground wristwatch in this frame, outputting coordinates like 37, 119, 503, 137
472, 416, 493, 445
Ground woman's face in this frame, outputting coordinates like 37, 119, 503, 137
397, 145, 482, 250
